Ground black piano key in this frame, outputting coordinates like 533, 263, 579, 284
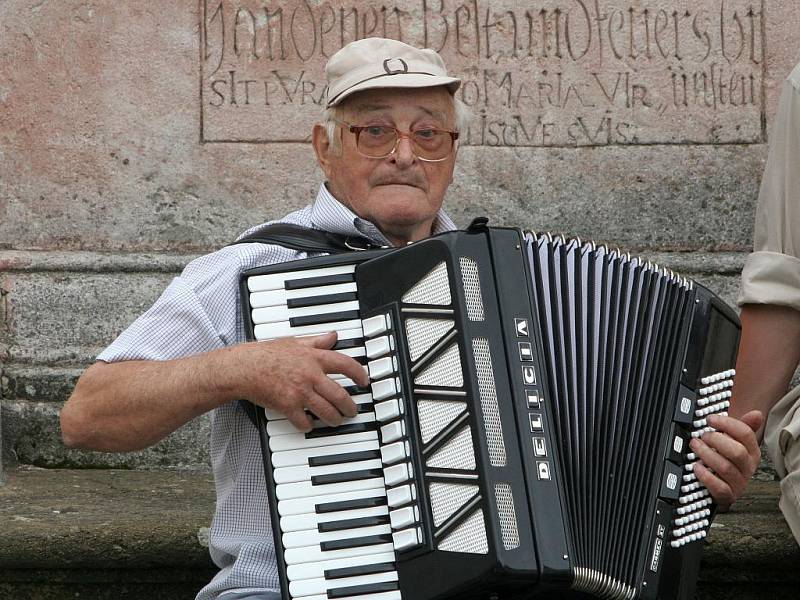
333, 337, 365, 351
312, 468, 384, 486
320, 534, 393, 552
290, 310, 362, 328
324, 561, 396, 580
308, 449, 381, 467
327, 580, 399, 598
285, 273, 355, 290
315, 496, 387, 514
287, 292, 359, 309
318, 515, 390, 533
306, 421, 375, 439
343, 384, 372, 396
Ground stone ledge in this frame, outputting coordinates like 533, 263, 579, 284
0, 467, 797, 599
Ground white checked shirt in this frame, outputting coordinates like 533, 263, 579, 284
97, 184, 457, 599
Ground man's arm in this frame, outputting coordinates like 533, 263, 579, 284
689, 304, 800, 509
61, 332, 369, 452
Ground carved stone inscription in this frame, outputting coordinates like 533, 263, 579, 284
200, 0, 765, 145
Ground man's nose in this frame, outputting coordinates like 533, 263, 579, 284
391, 135, 416, 166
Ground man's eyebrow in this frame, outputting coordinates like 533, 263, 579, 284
350, 103, 449, 122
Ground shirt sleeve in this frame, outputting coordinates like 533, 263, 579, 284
97, 249, 245, 363
738, 66, 800, 313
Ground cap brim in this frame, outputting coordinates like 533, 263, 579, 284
327, 74, 461, 107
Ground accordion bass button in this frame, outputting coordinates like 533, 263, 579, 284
362, 314, 391, 338
365, 335, 394, 359
392, 527, 422, 551
387, 484, 416, 508
374, 399, 402, 422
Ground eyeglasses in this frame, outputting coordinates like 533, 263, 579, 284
334, 120, 459, 162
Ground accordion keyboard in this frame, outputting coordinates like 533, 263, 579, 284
246, 263, 405, 600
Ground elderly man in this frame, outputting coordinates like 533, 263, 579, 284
61, 38, 761, 600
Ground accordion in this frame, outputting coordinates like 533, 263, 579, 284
240, 224, 740, 600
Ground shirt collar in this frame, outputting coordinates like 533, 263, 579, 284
310, 183, 457, 247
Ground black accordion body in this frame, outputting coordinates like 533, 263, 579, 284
240, 225, 740, 600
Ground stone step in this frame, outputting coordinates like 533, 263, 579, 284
0, 467, 797, 599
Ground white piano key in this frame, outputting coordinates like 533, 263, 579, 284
365, 335, 394, 359
250, 282, 358, 308
368, 357, 398, 380
389, 506, 418, 530
283, 523, 392, 549
278, 486, 387, 517
274, 458, 383, 485
247, 264, 356, 293
284, 541, 395, 566
380, 441, 409, 466
252, 300, 361, 326
380, 421, 405, 444
362, 314, 391, 338
286, 551, 396, 581
336, 346, 366, 359
392, 527, 422, 551
254, 318, 363, 340
269, 430, 378, 453
372, 377, 400, 401
386, 484, 415, 508
383, 462, 412, 487
299, 591, 401, 600
271, 440, 380, 469
289, 570, 398, 598
374, 399, 402, 422
267, 412, 376, 437
275, 476, 385, 501
280, 505, 389, 534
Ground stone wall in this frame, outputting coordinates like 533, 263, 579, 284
1, 0, 799, 470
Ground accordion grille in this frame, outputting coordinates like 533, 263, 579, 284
438, 508, 489, 554
494, 483, 520, 550
415, 343, 464, 387
429, 482, 479, 527
471, 337, 507, 466
417, 399, 466, 444
402, 261, 451, 305
405, 318, 455, 361
459, 257, 485, 321
428, 426, 476, 470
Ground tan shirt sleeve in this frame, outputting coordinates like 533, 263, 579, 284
738, 63, 800, 313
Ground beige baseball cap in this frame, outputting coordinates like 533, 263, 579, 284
324, 38, 461, 108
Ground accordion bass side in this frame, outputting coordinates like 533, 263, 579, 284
240, 225, 740, 600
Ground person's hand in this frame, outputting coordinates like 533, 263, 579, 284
690, 410, 764, 511
221, 331, 369, 432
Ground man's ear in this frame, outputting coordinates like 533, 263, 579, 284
312, 123, 335, 179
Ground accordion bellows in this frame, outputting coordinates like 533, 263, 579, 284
241, 225, 739, 600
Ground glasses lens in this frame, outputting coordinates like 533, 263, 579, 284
411, 129, 451, 160
356, 126, 398, 158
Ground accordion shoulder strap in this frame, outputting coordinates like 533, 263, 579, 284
231, 222, 382, 254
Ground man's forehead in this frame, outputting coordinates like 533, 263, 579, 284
343, 88, 453, 120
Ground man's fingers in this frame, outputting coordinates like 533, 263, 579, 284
690, 436, 748, 492
739, 409, 765, 434
693, 462, 734, 509
305, 393, 346, 427
286, 409, 313, 433
314, 376, 358, 418
707, 414, 760, 447
318, 351, 370, 387
297, 331, 338, 350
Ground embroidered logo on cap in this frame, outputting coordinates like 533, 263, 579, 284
383, 58, 409, 74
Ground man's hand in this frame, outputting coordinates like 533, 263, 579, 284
690, 410, 764, 511
223, 331, 369, 433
